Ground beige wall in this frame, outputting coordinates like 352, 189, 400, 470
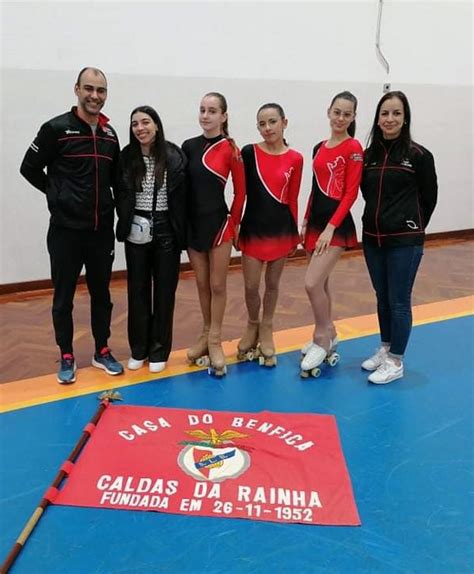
1, 1, 472, 283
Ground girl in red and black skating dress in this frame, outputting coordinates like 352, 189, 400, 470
182, 92, 245, 375
300, 91, 363, 374
238, 103, 303, 366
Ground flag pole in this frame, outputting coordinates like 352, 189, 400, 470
1, 391, 122, 573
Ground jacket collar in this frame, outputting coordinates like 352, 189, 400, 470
71, 106, 110, 130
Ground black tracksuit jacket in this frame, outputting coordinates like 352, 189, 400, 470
361, 138, 438, 247
20, 107, 120, 231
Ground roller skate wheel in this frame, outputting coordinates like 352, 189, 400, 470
300, 370, 309, 379
208, 365, 227, 377
196, 356, 209, 367
237, 349, 256, 362
327, 353, 340, 367
265, 356, 277, 367
310, 367, 321, 378
259, 355, 277, 368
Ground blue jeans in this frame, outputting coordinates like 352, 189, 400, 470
363, 243, 424, 357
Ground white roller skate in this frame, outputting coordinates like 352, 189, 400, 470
187, 328, 210, 368
301, 340, 313, 358
300, 343, 327, 378
237, 320, 260, 362
326, 336, 340, 367
302, 333, 339, 357
208, 332, 227, 377
258, 322, 277, 367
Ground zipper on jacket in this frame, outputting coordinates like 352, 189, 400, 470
93, 130, 99, 230
374, 142, 392, 247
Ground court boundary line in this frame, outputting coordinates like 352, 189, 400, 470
1, 296, 472, 413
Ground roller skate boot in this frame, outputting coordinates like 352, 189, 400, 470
301, 340, 313, 358
300, 343, 327, 378
258, 322, 277, 367
208, 332, 227, 377
237, 320, 260, 362
187, 328, 210, 368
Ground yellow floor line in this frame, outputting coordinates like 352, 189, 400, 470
1, 296, 472, 413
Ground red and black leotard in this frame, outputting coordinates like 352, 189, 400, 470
303, 138, 363, 251
239, 144, 303, 261
182, 134, 245, 251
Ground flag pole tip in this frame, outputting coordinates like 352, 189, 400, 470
98, 390, 123, 402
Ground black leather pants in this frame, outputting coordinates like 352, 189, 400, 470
125, 211, 180, 362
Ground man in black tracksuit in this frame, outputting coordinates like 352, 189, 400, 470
20, 67, 124, 383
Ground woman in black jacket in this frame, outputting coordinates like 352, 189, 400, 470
360, 91, 438, 384
116, 105, 187, 373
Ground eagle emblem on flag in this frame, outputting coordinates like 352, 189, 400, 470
177, 428, 251, 482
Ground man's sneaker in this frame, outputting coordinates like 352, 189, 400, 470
57, 353, 76, 384
361, 346, 388, 371
368, 357, 404, 384
92, 347, 124, 375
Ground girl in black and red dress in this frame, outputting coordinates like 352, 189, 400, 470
300, 91, 363, 375
238, 103, 303, 366
182, 92, 245, 375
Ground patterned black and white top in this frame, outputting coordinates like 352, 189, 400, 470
135, 156, 168, 212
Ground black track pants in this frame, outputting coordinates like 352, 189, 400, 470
47, 225, 115, 354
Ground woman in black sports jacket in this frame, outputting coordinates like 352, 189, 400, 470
360, 91, 438, 385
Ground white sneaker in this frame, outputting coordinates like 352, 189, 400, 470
301, 344, 327, 371
128, 357, 145, 370
361, 346, 388, 371
368, 357, 403, 384
149, 361, 166, 373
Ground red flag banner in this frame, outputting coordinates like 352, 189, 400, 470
53, 405, 360, 526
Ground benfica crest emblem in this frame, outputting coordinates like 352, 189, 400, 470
177, 428, 251, 482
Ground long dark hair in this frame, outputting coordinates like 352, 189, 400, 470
203, 92, 239, 156
128, 105, 167, 191
329, 91, 358, 137
257, 102, 289, 146
366, 90, 412, 159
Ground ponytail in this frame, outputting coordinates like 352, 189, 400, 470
221, 117, 239, 157
348, 120, 356, 138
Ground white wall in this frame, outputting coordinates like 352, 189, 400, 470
1, 1, 472, 283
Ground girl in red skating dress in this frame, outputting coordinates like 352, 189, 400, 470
182, 92, 245, 375
238, 103, 303, 366
300, 91, 363, 375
